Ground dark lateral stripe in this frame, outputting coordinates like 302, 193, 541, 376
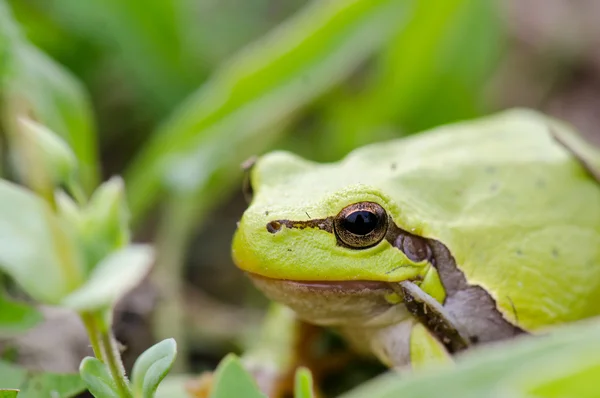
266, 217, 333, 234
426, 239, 526, 341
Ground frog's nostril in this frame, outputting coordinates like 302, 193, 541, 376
266, 221, 282, 233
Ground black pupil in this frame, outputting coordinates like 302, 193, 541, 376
343, 211, 379, 235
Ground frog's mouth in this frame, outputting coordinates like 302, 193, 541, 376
248, 273, 392, 292
246, 272, 409, 327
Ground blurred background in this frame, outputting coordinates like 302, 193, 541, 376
2, 0, 600, 395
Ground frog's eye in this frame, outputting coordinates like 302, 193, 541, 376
334, 202, 388, 249
241, 156, 257, 204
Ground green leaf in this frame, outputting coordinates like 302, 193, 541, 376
38, 0, 206, 115
392, 0, 505, 131
294, 367, 314, 398
382, 0, 504, 128
17, 371, 87, 398
79, 357, 120, 398
154, 375, 193, 398
131, 338, 177, 398
10, 117, 79, 189
0, 0, 99, 193
0, 361, 25, 387
0, 390, 19, 398
0, 360, 85, 398
340, 318, 600, 398
125, 0, 413, 224
55, 190, 81, 228
61, 244, 154, 311
324, 0, 505, 154
57, 176, 131, 274
209, 354, 266, 398
0, 179, 83, 304
0, 294, 42, 336
76, 176, 131, 273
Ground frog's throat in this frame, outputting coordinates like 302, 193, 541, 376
250, 218, 526, 345
248, 272, 411, 328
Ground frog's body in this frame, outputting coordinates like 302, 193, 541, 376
232, 109, 600, 368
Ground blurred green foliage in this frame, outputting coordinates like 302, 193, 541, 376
5, 0, 504, 227
124, 0, 417, 223
0, 294, 42, 336
0, 0, 514, 396
0, 360, 85, 398
310, 0, 504, 158
0, 0, 99, 193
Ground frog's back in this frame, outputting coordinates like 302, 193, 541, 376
344, 108, 600, 331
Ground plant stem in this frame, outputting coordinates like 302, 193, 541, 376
81, 311, 132, 398
99, 327, 132, 398
80, 312, 105, 363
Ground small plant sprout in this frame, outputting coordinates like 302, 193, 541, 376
0, 117, 176, 397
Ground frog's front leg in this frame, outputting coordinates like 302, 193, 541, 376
368, 318, 453, 369
367, 280, 472, 369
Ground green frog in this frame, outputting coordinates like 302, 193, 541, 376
231, 108, 600, 375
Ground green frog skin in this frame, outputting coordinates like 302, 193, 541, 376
232, 108, 600, 367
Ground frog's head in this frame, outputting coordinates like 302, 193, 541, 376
232, 150, 437, 326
